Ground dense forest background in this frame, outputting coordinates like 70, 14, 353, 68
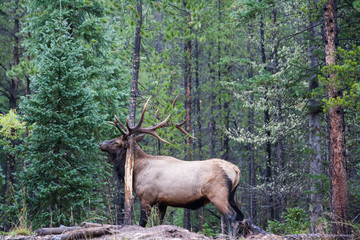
0, 0, 359, 237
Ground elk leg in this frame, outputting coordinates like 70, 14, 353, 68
208, 199, 237, 237
207, 187, 237, 238
228, 188, 243, 236
224, 209, 237, 238
139, 203, 152, 227
158, 204, 167, 223
229, 188, 244, 221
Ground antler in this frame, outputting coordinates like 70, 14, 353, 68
171, 95, 196, 139
109, 97, 171, 144
175, 116, 196, 139
109, 96, 195, 143
107, 115, 128, 136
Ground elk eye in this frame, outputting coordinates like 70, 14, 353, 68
114, 141, 121, 145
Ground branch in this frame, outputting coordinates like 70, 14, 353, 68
154, 0, 190, 15
0, 89, 10, 98
0, 62, 8, 71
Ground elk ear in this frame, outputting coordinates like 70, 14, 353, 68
135, 134, 145, 143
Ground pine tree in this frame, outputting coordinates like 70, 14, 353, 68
20, 17, 104, 227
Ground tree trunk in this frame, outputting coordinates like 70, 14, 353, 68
208, 50, 216, 158
216, 0, 229, 161
259, 0, 274, 221
195, 39, 204, 230
125, 0, 142, 225
323, 0, 350, 235
308, 0, 323, 233
195, 40, 203, 160
5, 2, 21, 225
183, 2, 192, 230
9, 2, 20, 110
247, 25, 257, 223
272, 7, 285, 219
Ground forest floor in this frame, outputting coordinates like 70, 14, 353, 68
0, 223, 283, 240
1, 223, 357, 240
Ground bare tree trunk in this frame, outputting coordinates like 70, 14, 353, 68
9, 2, 20, 110
247, 25, 257, 223
259, 0, 274, 221
195, 40, 202, 160
272, 7, 286, 219
125, 0, 142, 225
184, 34, 192, 162
216, 0, 229, 161
5, 3, 21, 225
323, 0, 350, 235
194, 39, 204, 230
183, 2, 192, 229
308, 0, 323, 233
208, 50, 216, 159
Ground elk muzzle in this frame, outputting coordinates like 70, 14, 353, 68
99, 142, 108, 151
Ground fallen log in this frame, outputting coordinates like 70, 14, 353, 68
80, 222, 108, 228
56, 227, 111, 240
36, 225, 81, 236
80, 222, 123, 230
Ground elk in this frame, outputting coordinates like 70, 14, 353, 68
99, 98, 244, 237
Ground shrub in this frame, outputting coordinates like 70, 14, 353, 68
267, 207, 311, 235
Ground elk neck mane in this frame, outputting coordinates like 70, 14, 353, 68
113, 141, 149, 181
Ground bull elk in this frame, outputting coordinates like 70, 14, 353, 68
99, 98, 244, 237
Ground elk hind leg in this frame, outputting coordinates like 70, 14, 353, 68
157, 204, 167, 224
229, 187, 244, 221
208, 192, 237, 237
228, 187, 244, 235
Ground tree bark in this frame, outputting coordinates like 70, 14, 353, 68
308, 0, 323, 233
208, 50, 216, 159
323, 0, 350, 235
9, 2, 20, 110
184, 32, 192, 163
183, 1, 192, 230
37, 226, 82, 235
195, 40, 203, 160
272, 7, 286, 219
125, 0, 142, 225
5, 3, 21, 226
194, 39, 204, 231
247, 25, 257, 223
259, 0, 274, 221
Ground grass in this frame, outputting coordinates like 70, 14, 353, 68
8, 227, 32, 237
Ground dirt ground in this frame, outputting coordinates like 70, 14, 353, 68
1, 224, 284, 240
103, 225, 284, 239
3, 224, 357, 240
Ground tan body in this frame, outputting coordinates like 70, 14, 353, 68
134, 148, 240, 212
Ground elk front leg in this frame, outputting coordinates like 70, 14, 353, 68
139, 202, 152, 227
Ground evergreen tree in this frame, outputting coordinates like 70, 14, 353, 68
20, 17, 105, 227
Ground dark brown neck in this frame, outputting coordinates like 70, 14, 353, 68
132, 143, 149, 159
